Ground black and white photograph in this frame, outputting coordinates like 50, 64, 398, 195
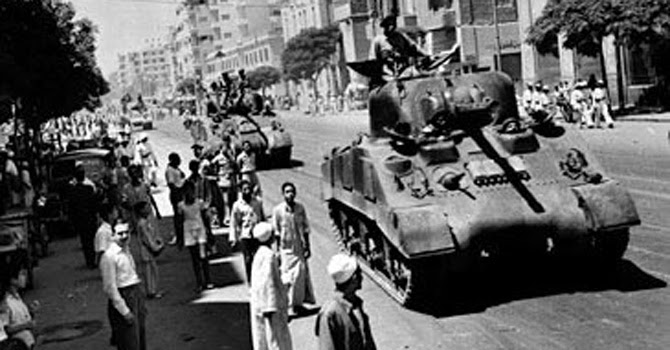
0, 0, 669, 349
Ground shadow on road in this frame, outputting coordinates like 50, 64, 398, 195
423, 257, 667, 318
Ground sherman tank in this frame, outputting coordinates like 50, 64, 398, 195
320, 64, 640, 308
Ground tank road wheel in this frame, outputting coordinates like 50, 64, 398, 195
328, 202, 359, 252
593, 229, 630, 262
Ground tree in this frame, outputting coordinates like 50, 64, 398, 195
247, 66, 282, 96
281, 25, 341, 97
0, 0, 109, 126
527, 0, 670, 106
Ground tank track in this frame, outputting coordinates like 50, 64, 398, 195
328, 201, 448, 309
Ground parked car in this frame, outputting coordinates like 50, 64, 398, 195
1, 208, 36, 289
40, 148, 112, 236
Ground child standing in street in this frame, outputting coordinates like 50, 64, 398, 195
178, 181, 213, 292
135, 201, 165, 299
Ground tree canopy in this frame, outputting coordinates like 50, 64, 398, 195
247, 66, 281, 95
527, 0, 670, 57
0, 0, 109, 126
281, 25, 341, 84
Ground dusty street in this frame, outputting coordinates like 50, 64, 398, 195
30, 111, 670, 350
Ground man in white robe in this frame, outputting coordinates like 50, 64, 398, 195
272, 182, 316, 317
250, 222, 293, 350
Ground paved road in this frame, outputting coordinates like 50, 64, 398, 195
34, 112, 669, 349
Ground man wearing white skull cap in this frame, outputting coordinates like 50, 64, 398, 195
249, 222, 293, 350
315, 254, 377, 350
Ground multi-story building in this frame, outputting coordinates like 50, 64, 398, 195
116, 39, 175, 99
334, 0, 657, 108
172, 0, 215, 83
203, 0, 285, 90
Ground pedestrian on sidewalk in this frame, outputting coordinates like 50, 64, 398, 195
230, 179, 265, 283
236, 141, 261, 197
0, 254, 36, 350
95, 203, 119, 266
212, 136, 237, 226
165, 153, 185, 246
178, 181, 213, 292
272, 182, 316, 317
120, 164, 161, 243
135, 202, 165, 299
250, 222, 293, 350
100, 222, 147, 350
592, 80, 614, 128
315, 254, 377, 350
68, 164, 100, 269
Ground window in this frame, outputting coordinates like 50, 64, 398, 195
224, 32, 232, 39
199, 16, 208, 22
221, 14, 230, 20
211, 10, 219, 21
497, 0, 514, 7
272, 9, 281, 16
209, 0, 217, 4
214, 27, 221, 40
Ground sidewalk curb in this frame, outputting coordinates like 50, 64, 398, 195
616, 117, 670, 123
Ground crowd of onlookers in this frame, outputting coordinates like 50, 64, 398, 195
521, 76, 615, 129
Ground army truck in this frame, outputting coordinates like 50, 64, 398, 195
320, 67, 640, 308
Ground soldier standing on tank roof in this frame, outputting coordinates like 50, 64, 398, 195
370, 15, 429, 83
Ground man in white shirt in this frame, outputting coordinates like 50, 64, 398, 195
230, 179, 265, 283
95, 204, 118, 266
100, 222, 146, 350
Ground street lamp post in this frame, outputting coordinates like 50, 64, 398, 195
492, 0, 502, 71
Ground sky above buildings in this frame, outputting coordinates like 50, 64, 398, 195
69, 0, 179, 77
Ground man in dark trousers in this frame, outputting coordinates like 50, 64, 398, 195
315, 254, 377, 350
69, 164, 100, 269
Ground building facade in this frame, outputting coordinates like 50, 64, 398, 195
116, 39, 175, 99
203, 0, 285, 91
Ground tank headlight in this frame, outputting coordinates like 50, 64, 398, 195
559, 148, 589, 180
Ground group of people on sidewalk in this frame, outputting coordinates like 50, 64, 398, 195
522, 77, 615, 129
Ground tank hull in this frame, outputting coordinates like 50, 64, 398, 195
320, 71, 640, 308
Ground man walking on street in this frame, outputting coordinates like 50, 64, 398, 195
249, 222, 293, 350
315, 254, 377, 350
272, 182, 316, 317
69, 164, 100, 269
230, 179, 265, 283
100, 222, 147, 350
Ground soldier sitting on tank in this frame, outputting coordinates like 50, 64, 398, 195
370, 15, 430, 85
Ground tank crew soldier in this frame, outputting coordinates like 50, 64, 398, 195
369, 15, 429, 83
315, 254, 377, 350
230, 179, 265, 283
272, 182, 316, 318
249, 222, 293, 350
100, 222, 147, 350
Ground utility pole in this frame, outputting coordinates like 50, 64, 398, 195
492, 0, 502, 71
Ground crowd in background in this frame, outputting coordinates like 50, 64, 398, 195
521, 75, 615, 129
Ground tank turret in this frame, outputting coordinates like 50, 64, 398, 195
320, 67, 640, 309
